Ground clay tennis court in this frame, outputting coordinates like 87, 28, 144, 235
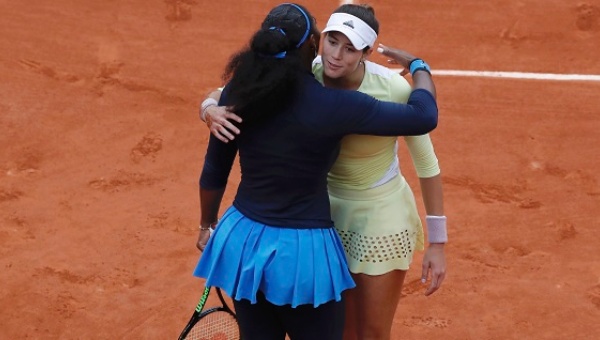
1, 0, 599, 339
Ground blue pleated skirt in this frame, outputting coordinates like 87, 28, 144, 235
193, 206, 355, 308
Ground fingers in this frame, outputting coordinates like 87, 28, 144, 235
378, 43, 405, 68
210, 123, 238, 143
376, 43, 389, 56
219, 127, 236, 142
424, 270, 445, 296
196, 229, 211, 251
221, 115, 241, 135
421, 264, 446, 296
421, 262, 429, 284
209, 111, 241, 143
225, 110, 243, 124
385, 59, 409, 76
376, 43, 417, 70
202, 105, 242, 141
197, 238, 206, 251
377, 43, 400, 59
210, 124, 232, 143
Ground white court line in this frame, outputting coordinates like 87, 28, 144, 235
391, 69, 600, 82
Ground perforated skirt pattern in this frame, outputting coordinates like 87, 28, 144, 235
328, 176, 425, 275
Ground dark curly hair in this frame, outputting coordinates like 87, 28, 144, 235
222, 3, 316, 123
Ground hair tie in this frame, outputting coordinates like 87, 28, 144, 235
264, 27, 287, 58
257, 51, 287, 59
269, 26, 286, 36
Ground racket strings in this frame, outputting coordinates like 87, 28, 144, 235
186, 311, 240, 340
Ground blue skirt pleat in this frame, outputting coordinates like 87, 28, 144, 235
193, 206, 355, 308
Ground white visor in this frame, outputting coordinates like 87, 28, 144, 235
322, 13, 377, 50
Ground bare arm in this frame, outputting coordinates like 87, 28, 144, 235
381, 46, 443, 294
418, 174, 447, 296
202, 45, 436, 142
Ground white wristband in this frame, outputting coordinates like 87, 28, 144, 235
425, 215, 447, 243
200, 98, 218, 122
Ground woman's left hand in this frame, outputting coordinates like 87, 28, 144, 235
205, 105, 242, 143
421, 243, 446, 296
376, 43, 415, 76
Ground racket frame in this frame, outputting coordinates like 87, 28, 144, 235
177, 287, 237, 340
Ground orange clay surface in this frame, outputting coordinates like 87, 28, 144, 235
1, 0, 600, 339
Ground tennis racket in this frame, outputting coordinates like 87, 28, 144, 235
177, 286, 240, 340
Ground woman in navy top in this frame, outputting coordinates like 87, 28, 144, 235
193, 3, 437, 340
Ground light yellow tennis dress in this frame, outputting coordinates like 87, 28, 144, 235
313, 58, 440, 275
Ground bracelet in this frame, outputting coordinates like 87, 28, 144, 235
409, 58, 431, 75
200, 98, 218, 122
199, 221, 218, 236
425, 215, 447, 243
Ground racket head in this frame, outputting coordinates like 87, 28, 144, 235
183, 306, 239, 340
178, 287, 239, 340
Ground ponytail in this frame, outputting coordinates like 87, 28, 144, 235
220, 3, 315, 123
222, 28, 303, 123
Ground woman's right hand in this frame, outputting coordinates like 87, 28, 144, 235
205, 105, 243, 143
196, 229, 210, 251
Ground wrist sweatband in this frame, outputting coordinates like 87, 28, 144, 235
409, 58, 431, 75
425, 215, 447, 243
200, 98, 218, 122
